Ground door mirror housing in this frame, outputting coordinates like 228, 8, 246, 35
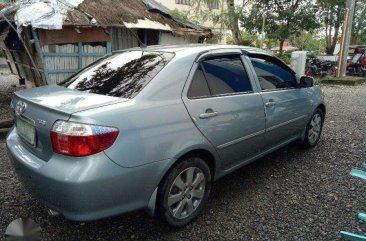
299, 76, 315, 88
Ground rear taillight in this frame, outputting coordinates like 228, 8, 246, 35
51, 121, 119, 157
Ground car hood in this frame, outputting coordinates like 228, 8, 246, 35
14, 85, 128, 115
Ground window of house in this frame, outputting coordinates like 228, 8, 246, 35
188, 55, 252, 98
176, 0, 190, 5
250, 57, 297, 91
137, 30, 159, 46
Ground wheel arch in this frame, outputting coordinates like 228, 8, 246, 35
146, 146, 220, 216
164, 146, 219, 186
300, 103, 326, 143
317, 103, 326, 116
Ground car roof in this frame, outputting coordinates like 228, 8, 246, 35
116, 44, 272, 56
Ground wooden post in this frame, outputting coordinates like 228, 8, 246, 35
32, 28, 49, 85
337, 0, 356, 77
337, 8, 350, 78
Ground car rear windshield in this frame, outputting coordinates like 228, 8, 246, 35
61, 51, 175, 98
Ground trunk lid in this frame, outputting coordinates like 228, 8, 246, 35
13, 85, 126, 161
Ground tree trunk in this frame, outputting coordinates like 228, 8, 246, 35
279, 40, 285, 55
327, 26, 333, 54
329, 26, 339, 54
226, 0, 243, 45
351, 0, 359, 45
324, 8, 342, 55
325, 22, 330, 53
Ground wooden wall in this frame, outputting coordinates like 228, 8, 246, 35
111, 27, 139, 51
41, 43, 109, 84
0, 26, 46, 87
0, 25, 201, 87
37, 27, 112, 85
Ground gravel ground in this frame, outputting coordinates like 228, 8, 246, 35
0, 68, 19, 121
0, 82, 365, 241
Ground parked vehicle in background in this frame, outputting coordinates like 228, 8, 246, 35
347, 47, 366, 76
306, 53, 337, 77
6, 45, 326, 227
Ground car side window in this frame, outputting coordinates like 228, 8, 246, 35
187, 65, 211, 98
250, 57, 297, 91
201, 55, 252, 96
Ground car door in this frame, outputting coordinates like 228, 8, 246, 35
248, 54, 312, 150
182, 50, 266, 169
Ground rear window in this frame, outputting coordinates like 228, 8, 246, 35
61, 51, 174, 98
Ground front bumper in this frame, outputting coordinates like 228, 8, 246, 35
6, 128, 169, 221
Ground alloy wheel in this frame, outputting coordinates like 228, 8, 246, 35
168, 167, 206, 219
308, 113, 322, 144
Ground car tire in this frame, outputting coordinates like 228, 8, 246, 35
157, 156, 211, 227
301, 108, 324, 148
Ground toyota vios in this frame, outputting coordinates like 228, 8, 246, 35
7, 45, 326, 227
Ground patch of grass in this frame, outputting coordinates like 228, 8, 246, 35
317, 76, 366, 86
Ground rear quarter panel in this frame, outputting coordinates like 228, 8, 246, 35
69, 52, 220, 170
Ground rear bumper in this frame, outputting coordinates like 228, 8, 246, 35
6, 128, 169, 221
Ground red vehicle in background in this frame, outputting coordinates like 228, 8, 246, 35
347, 46, 366, 76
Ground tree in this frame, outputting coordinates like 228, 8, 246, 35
225, 0, 244, 45
317, 0, 345, 54
351, 0, 366, 45
170, 8, 190, 22
290, 31, 326, 52
183, 0, 249, 45
263, 38, 277, 50
241, 0, 319, 54
226, 31, 258, 45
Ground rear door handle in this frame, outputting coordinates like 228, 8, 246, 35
199, 109, 218, 119
265, 100, 276, 107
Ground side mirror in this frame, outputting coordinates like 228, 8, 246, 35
299, 76, 315, 88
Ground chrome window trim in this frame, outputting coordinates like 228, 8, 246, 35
187, 91, 255, 100
260, 87, 297, 93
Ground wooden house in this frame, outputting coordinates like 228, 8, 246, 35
0, 0, 211, 87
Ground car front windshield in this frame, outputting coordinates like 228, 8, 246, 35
61, 51, 175, 99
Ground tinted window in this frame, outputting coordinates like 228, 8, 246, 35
62, 51, 174, 98
250, 58, 297, 90
201, 56, 252, 95
187, 65, 210, 98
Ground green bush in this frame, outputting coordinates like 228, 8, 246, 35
276, 51, 292, 64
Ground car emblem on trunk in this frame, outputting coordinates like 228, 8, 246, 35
38, 119, 47, 126
15, 101, 27, 116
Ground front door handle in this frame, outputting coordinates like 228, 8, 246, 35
199, 109, 218, 119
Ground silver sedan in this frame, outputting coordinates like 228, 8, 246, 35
7, 45, 326, 227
